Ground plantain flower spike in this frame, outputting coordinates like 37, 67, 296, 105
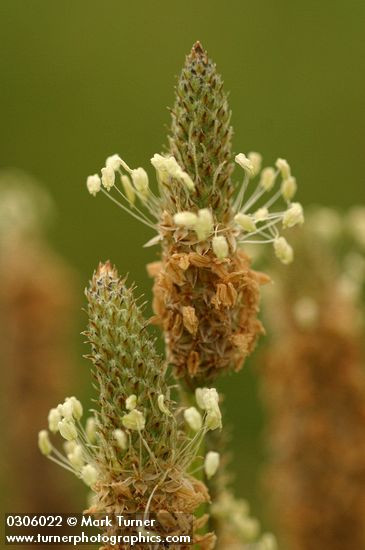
38, 262, 221, 548
260, 211, 365, 550
85, 42, 302, 383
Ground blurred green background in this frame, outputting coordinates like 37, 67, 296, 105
1, 0, 364, 524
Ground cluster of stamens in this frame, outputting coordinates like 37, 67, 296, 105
87, 151, 303, 264
39, 388, 223, 490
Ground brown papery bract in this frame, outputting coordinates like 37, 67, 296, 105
149, 216, 268, 385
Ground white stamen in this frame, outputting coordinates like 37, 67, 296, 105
184, 407, 203, 432
275, 158, 291, 179
254, 207, 269, 222
81, 464, 98, 487
234, 213, 257, 232
195, 209, 213, 241
48, 408, 62, 434
195, 387, 222, 431
282, 202, 304, 228
114, 429, 128, 450
58, 419, 78, 441
131, 168, 149, 198
86, 174, 101, 197
125, 394, 137, 411
248, 152, 262, 177
67, 445, 85, 470
105, 154, 122, 171
259, 167, 276, 191
281, 176, 297, 201
273, 236, 293, 264
151, 154, 195, 190
235, 153, 254, 176
204, 451, 220, 479
173, 211, 198, 227
101, 166, 115, 191
212, 235, 229, 259
122, 409, 146, 431
38, 430, 52, 456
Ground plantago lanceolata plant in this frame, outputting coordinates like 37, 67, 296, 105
39, 42, 302, 549
260, 214, 365, 550
39, 262, 225, 548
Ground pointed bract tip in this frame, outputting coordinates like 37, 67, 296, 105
192, 41, 204, 54
96, 261, 118, 279
189, 41, 208, 61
